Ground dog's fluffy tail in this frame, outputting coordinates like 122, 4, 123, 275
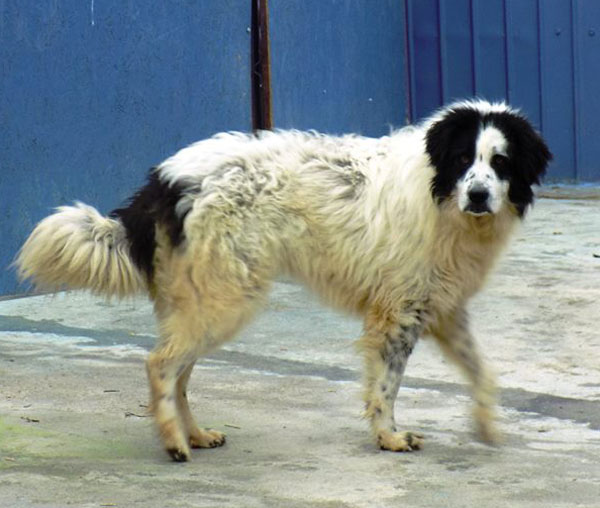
15, 202, 146, 298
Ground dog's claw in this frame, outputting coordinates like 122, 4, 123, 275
167, 448, 190, 462
189, 428, 227, 449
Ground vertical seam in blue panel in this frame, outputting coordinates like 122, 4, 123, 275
436, 0, 445, 104
470, 0, 478, 96
571, 0, 580, 179
406, 0, 417, 122
535, 0, 543, 132
503, 0, 510, 103
403, 0, 413, 123
438, 0, 445, 103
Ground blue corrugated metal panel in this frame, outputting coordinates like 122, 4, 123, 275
505, 0, 542, 128
539, 0, 577, 180
573, 0, 600, 181
406, 0, 441, 121
471, 0, 508, 103
406, 0, 600, 182
439, 0, 475, 104
0, 1, 251, 294
269, 0, 408, 136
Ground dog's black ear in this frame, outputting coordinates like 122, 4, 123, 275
425, 107, 480, 202
511, 119, 552, 216
518, 120, 552, 187
487, 112, 553, 216
491, 113, 552, 186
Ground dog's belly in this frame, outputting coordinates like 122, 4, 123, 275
284, 252, 372, 316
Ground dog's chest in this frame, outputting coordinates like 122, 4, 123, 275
428, 241, 499, 317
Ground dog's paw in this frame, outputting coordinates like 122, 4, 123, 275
189, 428, 227, 449
167, 447, 191, 462
377, 430, 424, 452
161, 419, 191, 462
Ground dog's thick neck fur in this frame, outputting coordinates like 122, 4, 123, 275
428, 199, 518, 318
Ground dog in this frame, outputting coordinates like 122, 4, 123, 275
16, 99, 551, 461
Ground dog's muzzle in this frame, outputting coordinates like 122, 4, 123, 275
465, 185, 492, 215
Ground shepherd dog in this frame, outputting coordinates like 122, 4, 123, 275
16, 100, 551, 461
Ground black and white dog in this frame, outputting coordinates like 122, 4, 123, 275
17, 99, 551, 461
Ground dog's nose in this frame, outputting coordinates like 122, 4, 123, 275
468, 187, 489, 205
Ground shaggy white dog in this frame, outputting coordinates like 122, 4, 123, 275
17, 100, 551, 461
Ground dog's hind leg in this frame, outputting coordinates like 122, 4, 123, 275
358, 306, 424, 452
148, 291, 266, 462
147, 245, 270, 462
431, 308, 500, 445
147, 299, 261, 462
176, 363, 226, 449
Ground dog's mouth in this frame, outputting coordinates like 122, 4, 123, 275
464, 203, 492, 216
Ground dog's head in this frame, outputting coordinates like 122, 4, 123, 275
425, 100, 552, 217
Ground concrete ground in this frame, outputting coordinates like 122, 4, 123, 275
1, 197, 599, 508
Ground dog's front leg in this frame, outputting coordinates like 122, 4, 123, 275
358, 316, 423, 452
431, 308, 500, 445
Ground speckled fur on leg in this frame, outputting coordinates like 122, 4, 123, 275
358, 306, 424, 452
431, 308, 500, 444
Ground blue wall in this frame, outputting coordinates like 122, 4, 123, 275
1, 1, 251, 294
1, 1, 599, 294
405, 0, 600, 182
269, 0, 408, 136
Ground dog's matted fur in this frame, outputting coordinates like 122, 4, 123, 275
16, 100, 551, 461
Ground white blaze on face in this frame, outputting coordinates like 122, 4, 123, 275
457, 125, 510, 215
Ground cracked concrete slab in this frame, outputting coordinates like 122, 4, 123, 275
1, 197, 599, 507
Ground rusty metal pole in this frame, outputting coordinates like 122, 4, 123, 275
251, 0, 273, 131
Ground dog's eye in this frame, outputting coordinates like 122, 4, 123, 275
492, 154, 508, 167
459, 154, 471, 166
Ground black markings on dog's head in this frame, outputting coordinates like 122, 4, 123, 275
426, 108, 481, 202
483, 112, 552, 216
425, 103, 552, 216
110, 169, 191, 280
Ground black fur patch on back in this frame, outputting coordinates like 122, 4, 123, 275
110, 170, 190, 280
